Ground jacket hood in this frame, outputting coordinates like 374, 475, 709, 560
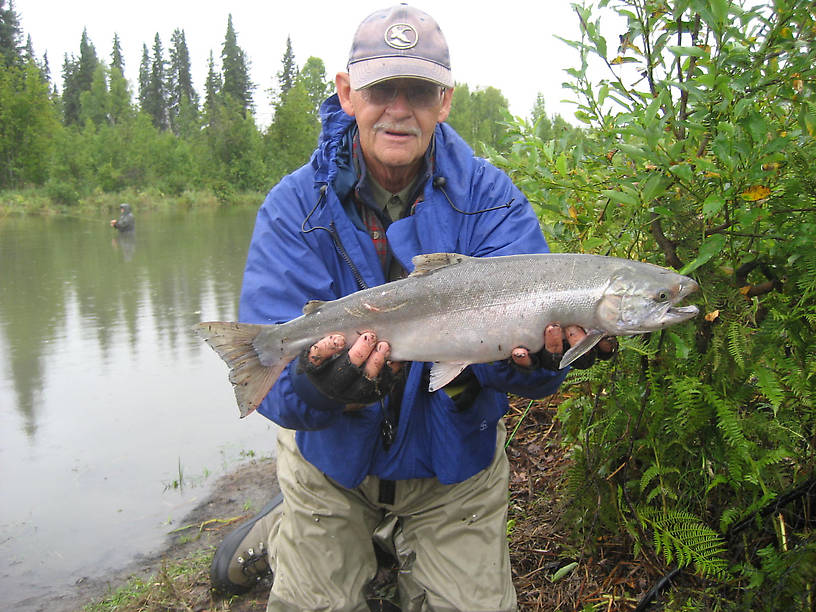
312, 95, 356, 186
120, 203, 131, 214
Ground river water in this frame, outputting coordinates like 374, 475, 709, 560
0, 205, 279, 610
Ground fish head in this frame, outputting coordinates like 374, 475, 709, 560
597, 265, 699, 334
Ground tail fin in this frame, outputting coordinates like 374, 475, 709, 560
193, 321, 293, 418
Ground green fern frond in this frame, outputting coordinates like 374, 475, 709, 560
640, 507, 730, 580
727, 321, 749, 370
719, 507, 741, 533
704, 386, 749, 451
753, 365, 784, 413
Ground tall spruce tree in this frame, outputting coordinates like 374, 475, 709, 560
60, 53, 81, 124
109, 34, 130, 125
0, 0, 23, 67
60, 29, 99, 125
278, 36, 297, 96
111, 33, 124, 74
203, 50, 222, 125
137, 43, 149, 110
76, 29, 99, 96
220, 14, 253, 115
167, 28, 198, 134
144, 33, 168, 130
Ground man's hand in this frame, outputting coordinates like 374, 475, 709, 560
299, 331, 403, 407
510, 324, 618, 371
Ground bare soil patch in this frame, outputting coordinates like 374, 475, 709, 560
67, 397, 665, 611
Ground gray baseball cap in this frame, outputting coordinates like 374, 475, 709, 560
347, 4, 453, 90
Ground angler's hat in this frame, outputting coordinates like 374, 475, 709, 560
347, 4, 453, 89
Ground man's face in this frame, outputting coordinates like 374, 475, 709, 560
336, 73, 453, 187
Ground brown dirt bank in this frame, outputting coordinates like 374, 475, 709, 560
61, 398, 666, 611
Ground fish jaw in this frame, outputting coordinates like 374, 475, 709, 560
598, 269, 700, 334
656, 303, 700, 328
651, 276, 700, 329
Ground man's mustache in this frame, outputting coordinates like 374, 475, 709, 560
373, 122, 421, 137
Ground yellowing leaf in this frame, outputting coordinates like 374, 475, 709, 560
804, 113, 816, 138
705, 310, 720, 322
568, 206, 578, 220
740, 185, 771, 201
739, 286, 752, 296
610, 55, 626, 65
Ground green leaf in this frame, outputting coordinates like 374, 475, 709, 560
667, 331, 691, 359
602, 189, 639, 206
555, 153, 568, 176
550, 562, 579, 583
650, 205, 673, 217
702, 194, 725, 218
668, 163, 693, 183
642, 174, 672, 202
680, 234, 727, 274
668, 45, 708, 58
618, 143, 648, 159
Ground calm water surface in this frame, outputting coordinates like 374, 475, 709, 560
0, 206, 278, 609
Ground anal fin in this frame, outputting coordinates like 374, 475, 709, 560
428, 362, 470, 392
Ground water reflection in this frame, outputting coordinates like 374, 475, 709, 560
0, 206, 277, 610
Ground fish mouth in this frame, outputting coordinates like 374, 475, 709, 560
663, 278, 700, 323
664, 304, 700, 323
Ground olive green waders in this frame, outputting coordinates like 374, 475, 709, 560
266, 423, 516, 612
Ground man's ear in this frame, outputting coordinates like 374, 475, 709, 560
437, 87, 454, 123
336, 72, 355, 117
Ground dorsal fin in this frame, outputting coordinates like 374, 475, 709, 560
409, 252, 470, 277
302, 300, 326, 315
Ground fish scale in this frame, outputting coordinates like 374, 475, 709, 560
195, 252, 699, 417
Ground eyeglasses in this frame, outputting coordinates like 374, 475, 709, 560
360, 82, 445, 108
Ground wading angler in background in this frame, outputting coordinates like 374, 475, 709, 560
110, 202, 135, 261
206, 5, 617, 610
110, 202, 134, 232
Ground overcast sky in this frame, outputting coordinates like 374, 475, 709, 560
15, 0, 623, 126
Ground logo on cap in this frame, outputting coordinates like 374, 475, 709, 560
385, 24, 418, 50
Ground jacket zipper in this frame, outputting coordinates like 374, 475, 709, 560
326, 222, 404, 451
328, 221, 368, 291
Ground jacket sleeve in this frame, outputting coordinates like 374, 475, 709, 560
459, 158, 570, 398
238, 175, 347, 430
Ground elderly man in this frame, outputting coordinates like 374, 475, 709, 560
211, 5, 614, 610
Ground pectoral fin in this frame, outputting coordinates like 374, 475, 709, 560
428, 361, 470, 392
559, 330, 606, 369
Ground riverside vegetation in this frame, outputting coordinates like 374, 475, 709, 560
3, 0, 815, 609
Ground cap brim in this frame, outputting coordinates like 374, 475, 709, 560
349, 57, 453, 89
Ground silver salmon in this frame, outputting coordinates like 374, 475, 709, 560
195, 252, 699, 417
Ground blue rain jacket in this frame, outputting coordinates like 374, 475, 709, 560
239, 94, 568, 488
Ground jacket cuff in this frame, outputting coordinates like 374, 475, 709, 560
287, 359, 345, 412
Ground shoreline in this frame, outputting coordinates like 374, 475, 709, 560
31, 458, 279, 612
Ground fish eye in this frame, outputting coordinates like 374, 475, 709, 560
656, 289, 670, 301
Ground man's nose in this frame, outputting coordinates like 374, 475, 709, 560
385, 89, 413, 114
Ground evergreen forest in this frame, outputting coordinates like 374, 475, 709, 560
2, 0, 816, 609
0, 3, 534, 207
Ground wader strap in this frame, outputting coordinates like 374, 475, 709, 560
378, 479, 396, 505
